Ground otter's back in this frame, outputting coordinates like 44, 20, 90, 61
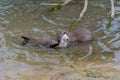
70, 28, 92, 42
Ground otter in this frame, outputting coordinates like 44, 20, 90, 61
56, 28, 93, 47
21, 36, 59, 48
21, 28, 92, 48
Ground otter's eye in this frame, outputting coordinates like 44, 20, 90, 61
58, 40, 60, 42
63, 39, 66, 42
66, 39, 69, 42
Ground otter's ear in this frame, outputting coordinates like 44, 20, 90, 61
63, 32, 66, 34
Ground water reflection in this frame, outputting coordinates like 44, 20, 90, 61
79, 46, 93, 60
98, 41, 113, 52
42, 15, 57, 25
108, 32, 120, 44
113, 51, 120, 62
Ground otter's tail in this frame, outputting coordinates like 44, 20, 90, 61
21, 36, 30, 45
21, 36, 30, 40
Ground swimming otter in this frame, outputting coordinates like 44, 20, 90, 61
21, 28, 92, 48
56, 28, 93, 47
21, 36, 59, 48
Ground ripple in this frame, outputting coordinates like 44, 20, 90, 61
32, 28, 44, 33
98, 41, 113, 52
111, 40, 120, 48
0, 33, 4, 39
113, 51, 120, 62
42, 15, 57, 25
0, 17, 10, 25
108, 33, 120, 44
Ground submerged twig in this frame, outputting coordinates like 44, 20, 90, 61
70, 0, 88, 30
40, 0, 73, 12
77, 0, 88, 22
79, 46, 93, 61
110, 0, 115, 18
40, 3, 59, 6
40, 0, 72, 6
61, 0, 72, 6
106, 0, 115, 32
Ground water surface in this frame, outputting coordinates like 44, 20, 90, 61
0, 0, 120, 80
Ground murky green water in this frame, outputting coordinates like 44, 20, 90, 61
0, 0, 120, 80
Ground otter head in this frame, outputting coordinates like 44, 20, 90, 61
58, 32, 70, 48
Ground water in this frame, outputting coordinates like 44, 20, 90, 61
0, 0, 120, 80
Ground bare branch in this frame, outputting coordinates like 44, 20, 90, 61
110, 0, 115, 18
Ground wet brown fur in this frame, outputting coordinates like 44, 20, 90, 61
21, 36, 59, 48
56, 28, 93, 47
